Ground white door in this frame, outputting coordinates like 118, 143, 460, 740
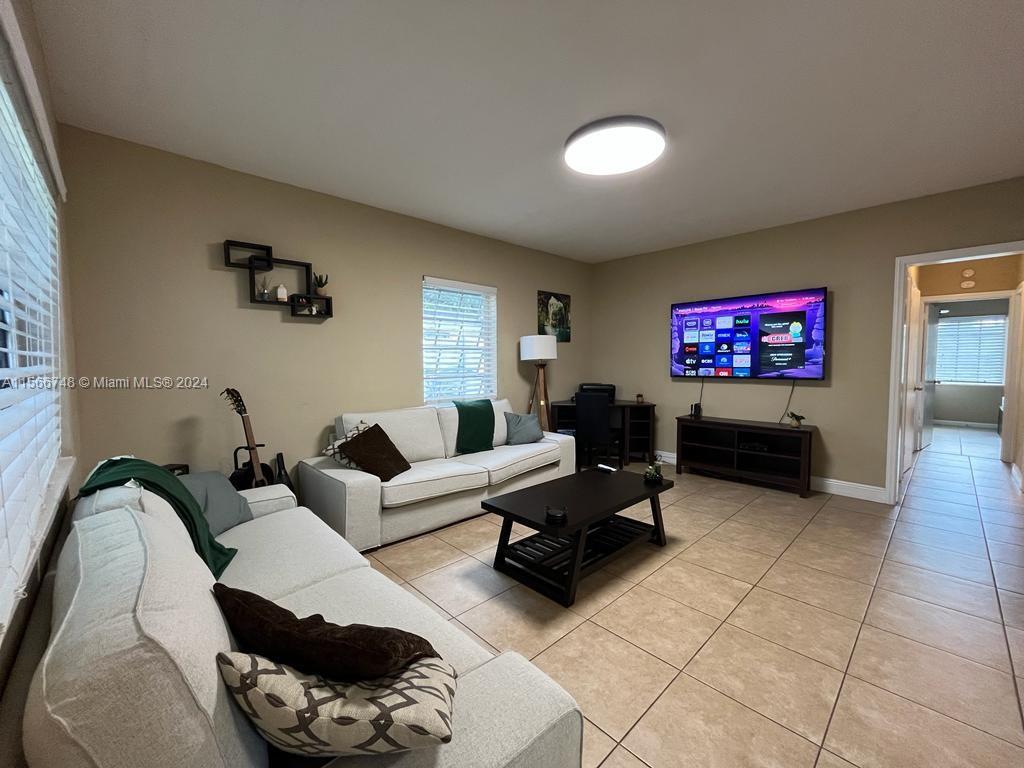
920, 304, 941, 450
901, 280, 924, 478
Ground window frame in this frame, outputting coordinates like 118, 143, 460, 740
934, 313, 1008, 386
421, 276, 498, 404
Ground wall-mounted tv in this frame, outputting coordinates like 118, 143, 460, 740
670, 287, 827, 380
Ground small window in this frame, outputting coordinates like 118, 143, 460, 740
935, 314, 1007, 384
422, 277, 497, 403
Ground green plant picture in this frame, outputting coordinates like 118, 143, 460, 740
538, 290, 571, 342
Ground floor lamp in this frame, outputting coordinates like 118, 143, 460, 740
520, 334, 557, 431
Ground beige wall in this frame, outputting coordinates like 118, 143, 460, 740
590, 177, 1024, 487
934, 385, 1002, 425
916, 253, 1023, 296
61, 126, 593, 478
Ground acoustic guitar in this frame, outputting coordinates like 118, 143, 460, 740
221, 387, 274, 490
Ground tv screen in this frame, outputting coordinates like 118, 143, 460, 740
670, 287, 826, 379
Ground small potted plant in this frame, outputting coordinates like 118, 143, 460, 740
786, 411, 806, 429
314, 272, 329, 297
643, 462, 664, 485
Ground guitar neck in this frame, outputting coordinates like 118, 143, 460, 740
240, 414, 266, 484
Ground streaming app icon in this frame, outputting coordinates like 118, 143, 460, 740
715, 368, 732, 377
715, 353, 733, 367
701, 318, 714, 329
684, 318, 699, 330
716, 316, 734, 329
734, 329, 751, 341
717, 342, 733, 353
697, 367, 715, 376
683, 344, 698, 354
683, 369, 698, 377
715, 329, 733, 342
732, 354, 751, 368
699, 330, 716, 342
683, 356, 698, 367
699, 356, 715, 366
734, 315, 751, 327
699, 342, 715, 355
733, 341, 752, 354
683, 330, 699, 343
732, 368, 751, 377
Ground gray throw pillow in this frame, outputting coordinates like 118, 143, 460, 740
179, 471, 253, 536
505, 412, 544, 445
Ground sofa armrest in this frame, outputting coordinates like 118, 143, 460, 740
298, 457, 383, 551
542, 431, 576, 477
319, 651, 581, 768
238, 484, 297, 517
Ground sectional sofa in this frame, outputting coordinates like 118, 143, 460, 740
22, 482, 582, 768
299, 399, 575, 551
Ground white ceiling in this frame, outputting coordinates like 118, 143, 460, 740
33, 1, 1024, 262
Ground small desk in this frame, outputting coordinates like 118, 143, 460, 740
550, 400, 656, 465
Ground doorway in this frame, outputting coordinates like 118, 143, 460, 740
886, 241, 1024, 504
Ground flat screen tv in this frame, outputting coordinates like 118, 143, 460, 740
670, 287, 826, 379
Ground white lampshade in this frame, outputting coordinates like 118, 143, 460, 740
520, 334, 557, 362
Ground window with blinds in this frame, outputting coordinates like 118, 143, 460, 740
935, 314, 1007, 385
0, 67, 61, 630
422, 277, 497, 403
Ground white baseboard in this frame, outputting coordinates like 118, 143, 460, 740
653, 451, 889, 503
933, 419, 998, 429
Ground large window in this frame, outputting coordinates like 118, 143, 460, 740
0, 67, 61, 631
422, 276, 497, 403
935, 314, 1007, 384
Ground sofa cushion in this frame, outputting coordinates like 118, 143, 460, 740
23, 508, 267, 768
381, 458, 489, 508
217, 507, 369, 599
216, 652, 457, 756
278, 568, 493, 675
457, 442, 560, 485
334, 423, 411, 481
338, 407, 445, 463
437, 398, 513, 457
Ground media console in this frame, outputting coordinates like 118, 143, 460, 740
675, 415, 815, 496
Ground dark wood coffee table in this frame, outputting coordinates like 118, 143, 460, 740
482, 470, 673, 607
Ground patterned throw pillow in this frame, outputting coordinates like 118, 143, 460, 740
217, 652, 457, 756
323, 420, 371, 466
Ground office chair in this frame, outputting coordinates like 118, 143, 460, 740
574, 391, 624, 470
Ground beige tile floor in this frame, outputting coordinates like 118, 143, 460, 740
367, 448, 1024, 767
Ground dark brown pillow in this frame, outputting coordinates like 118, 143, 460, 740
337, 423, 411, 481
212, 583, 438, 681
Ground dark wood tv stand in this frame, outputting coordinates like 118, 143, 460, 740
675, 415, 815, 497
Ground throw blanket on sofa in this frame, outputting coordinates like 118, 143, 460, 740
79, 457, 236, 577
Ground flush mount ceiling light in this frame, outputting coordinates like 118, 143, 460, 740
564, 116, 666, 176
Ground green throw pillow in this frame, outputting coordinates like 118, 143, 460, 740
454, 399, 494, 454
505, 412, 543, 444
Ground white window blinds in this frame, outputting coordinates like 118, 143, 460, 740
935, 314, 1006, 385
422, 276, 497, 403
0, 67, 61, 629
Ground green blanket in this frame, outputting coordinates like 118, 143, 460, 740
78, 457, 236, 578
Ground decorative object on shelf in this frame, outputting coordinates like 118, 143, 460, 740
314, 272, 329, 296
643, 462, 663, 484
223, 240, 333, 320
537, 290, 571, 342
786, 410, 805, 428
520, 334, 557, 431
636, 393, 645, 404
221, 387, 274, 490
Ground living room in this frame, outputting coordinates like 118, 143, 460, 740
2, 3, 1024, 768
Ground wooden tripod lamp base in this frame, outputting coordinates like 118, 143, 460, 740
520, 334, 557, 432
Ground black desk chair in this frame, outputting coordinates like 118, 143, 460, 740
574, 392, 624, 470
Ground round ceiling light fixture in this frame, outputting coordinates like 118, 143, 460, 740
564, 116, 666, 176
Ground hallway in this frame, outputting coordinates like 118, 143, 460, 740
923, 425, 1003, 460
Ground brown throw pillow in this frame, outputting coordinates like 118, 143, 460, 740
212, 583, 438, 681
336, 423, 410, 481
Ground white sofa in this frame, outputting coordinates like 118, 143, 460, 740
22, 482, 582, 768
299, 400, 575, 551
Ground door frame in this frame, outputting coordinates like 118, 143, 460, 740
885, 240, 1024, 504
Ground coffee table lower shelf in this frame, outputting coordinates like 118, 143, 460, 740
494, 515, 656, 607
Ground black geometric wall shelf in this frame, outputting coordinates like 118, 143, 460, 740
223, 240, 332, 320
